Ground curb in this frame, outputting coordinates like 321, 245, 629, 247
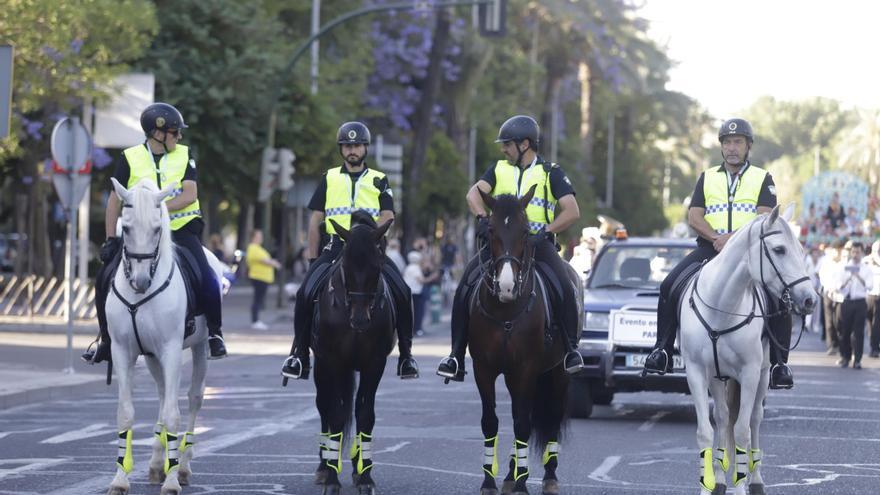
0, 374, 110, 411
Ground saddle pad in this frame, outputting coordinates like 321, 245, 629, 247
173, 246, 200, 321
670, 261, 702, 312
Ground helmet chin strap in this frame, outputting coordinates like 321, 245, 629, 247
720, 143, 750, 168
512, 140, 527, 166
149, 132, 171, 154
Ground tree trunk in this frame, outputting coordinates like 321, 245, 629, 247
577, 59, 595, 177
403, 9, 452, 248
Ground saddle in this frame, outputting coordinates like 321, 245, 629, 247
670, 261, 702, 315
174, 246, 202, 340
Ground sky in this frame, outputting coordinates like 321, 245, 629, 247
637, 0, 880, 119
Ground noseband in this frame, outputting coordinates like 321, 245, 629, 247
481, 230, 534, 300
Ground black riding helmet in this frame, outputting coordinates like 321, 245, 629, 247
718, 118, 754, 143
337, 121, 371, 145
496, 115, 540, 149
140, 102, 188, 136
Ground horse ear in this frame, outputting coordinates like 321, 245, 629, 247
520, 184, 538, 210
374, 218, 393, 242
781, 203, 796, 222
766, 204, 780, 225
478, 187, 495, 211
329, 219, 349, 241
111, 177, 131, 204
155, 183, 177, 205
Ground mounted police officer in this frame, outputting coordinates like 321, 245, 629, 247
436, 115, 584, 382
82, 102, 228, 364
642, 118, 795, 389
280, 121, 419, 380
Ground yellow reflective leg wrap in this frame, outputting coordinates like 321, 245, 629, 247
180, 431, 194, 454
482, 435, 499, 477
699, 448, 715, 491
164, 432, 180, 474
154, 423, 166, 448
733, 446, 748, 486
322, 432, 343, 474
512, 439, 529, 481
749, 448, 762, 473
714, 447, 729, 472
542, 441, 559, 466
349, 432, 373, 475
116, 430, 134, 474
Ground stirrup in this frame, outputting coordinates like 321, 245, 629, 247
397, 357, 420, 379
281, 355, 310, 380
564, 350, 585, 374
436, 356, 460, 378
81, 340, 99, 364
642, 349, 669, 376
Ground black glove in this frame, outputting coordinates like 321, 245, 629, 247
476, 215, 490, 241
100, 237, 121, 263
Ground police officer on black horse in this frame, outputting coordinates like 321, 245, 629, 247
436, 115, 584, 382
281, 121, 419, 380
642, 118, 796, 389
82, 102, 228, 364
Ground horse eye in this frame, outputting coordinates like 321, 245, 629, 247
122, 226, 130, 234
154, 228, 160, 235
773, 246, 786, 255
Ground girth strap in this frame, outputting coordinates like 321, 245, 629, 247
110, 264, 176, 357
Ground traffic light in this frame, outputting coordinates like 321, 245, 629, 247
258, 147, 280, 202
479, 0, 506, 37
277, 148, 296, 192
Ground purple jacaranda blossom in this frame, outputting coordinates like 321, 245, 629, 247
70, 39, 84, 54
41, 46, 64, 63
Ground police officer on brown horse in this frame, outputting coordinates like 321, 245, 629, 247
436, 115, 584, 382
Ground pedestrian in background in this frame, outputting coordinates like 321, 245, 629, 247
387, 238, 406, 272
865, 240, 880, 358
404, 251, 427, 336
834, 241, 872, 369
246, 229, 281, 331
818, 243, 842, 354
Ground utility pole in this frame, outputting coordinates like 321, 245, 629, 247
605, 112, 615, 208
310, 0, 320, 95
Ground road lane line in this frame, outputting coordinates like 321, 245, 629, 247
637, 411, 669, 432
588, 455, 630, 485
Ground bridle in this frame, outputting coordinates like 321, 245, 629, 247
756, 221, 812, 314
120, 203, 164, 293
480, 226, 535, 301
330, 226, 386, 327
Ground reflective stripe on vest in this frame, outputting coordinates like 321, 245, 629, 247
492, 160, 557, 234
324, 166, 384, 234
703, 165, 767, 234
123, 144, 201, 231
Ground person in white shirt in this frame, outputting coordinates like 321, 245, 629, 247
386, 238, 406, 272
404, 251, 427, 336
864, 240, 880, 358
817, 244, 842, 353
834, 241, 872, 368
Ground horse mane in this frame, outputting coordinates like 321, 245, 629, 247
490, 194, 527, 223
129, 179, 172, 256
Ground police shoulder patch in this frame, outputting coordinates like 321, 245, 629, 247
768, 185, 776, 196
564, 176, 572, 185
189, 159, 196, 169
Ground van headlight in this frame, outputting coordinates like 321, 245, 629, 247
584, 311, 609, 330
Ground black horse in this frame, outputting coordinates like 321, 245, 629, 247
308, 214, 395, 495
469, 186, 581, 495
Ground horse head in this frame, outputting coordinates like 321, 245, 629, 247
111, 178, 175, 294
750, 203, 816, 315
328, 214, 392, 330
479, 184, 536, 303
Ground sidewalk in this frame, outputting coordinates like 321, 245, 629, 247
0, 284, 453, 410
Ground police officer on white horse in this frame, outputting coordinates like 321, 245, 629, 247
436, 115, 584, 381
83, 103, 228, 364
643, 118, 796, 389
281, 121, 419, 380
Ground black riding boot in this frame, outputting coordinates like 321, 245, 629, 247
437, 256, 480, 382
769, 307, 794, 390
384, 260, 419, 379
207, 326, 227, 360
83, 258, 115, 365
282, 285, 313, 380
644, 296, 676, 375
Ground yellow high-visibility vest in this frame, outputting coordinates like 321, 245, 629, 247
324, 166, 385, 234
122, 144, 201, 231
491, 160, 557, 233
703, 164, 768, 234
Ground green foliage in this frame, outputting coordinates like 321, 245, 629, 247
412, 133, 467, 225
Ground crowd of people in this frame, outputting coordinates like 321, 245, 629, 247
808, 239, 880, 368
800, 192, 880, 245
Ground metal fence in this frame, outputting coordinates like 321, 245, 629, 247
0, 274, 96, 323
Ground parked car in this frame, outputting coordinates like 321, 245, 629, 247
570, 233, 696, 418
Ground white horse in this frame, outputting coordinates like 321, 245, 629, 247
679, 204, 816, 495
106, 178, 221, 495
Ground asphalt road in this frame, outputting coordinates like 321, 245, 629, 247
1, 324, 879, 495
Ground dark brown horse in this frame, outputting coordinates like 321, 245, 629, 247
470, 186, 581, 495
309, 215, 395, 495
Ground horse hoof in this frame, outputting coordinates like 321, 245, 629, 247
315, 469, 329, 485
322, 484, 341, 495
501, 480, 515, 494
107, 488, 128, 495
352, 472, 360, 486
159, 486, 180, 495
357, 484, 376, 495
177, 471, 190, 486
542, 478, 560, 495
711, 484, 727, 495
749, 484, 765, 495
149, 466, 165, 484
481, 489, 499, 495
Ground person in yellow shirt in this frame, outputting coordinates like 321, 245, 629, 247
246, 229, 281, 330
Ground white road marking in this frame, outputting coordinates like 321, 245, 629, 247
0, 427, 52, 440
0, 458, 68, 481
637, 411, 669, 432
40, 423, 109, 444
588, 455, 630, 485
374, 441, 410, 454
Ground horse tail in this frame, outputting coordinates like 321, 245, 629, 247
530, 366, 570, 455
341, 368, 356, 440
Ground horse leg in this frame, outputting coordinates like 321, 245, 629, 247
503, 372, 535, 495
158, 346, 183, 495
708, 379, 729, 495
316, 362, 344, 495
539, 366, 568, 495
685, 367, 715, 495
145, 355, 167, 484
351, 360, 385, 495
747, 365, 770, 495
314, 360, 332, 485
178, 340, 208, 486
474, 361, 500, 495
108, 348, 135, 495
731, 366, 761, 495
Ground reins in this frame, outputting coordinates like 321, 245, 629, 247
111, 263, 176, 357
